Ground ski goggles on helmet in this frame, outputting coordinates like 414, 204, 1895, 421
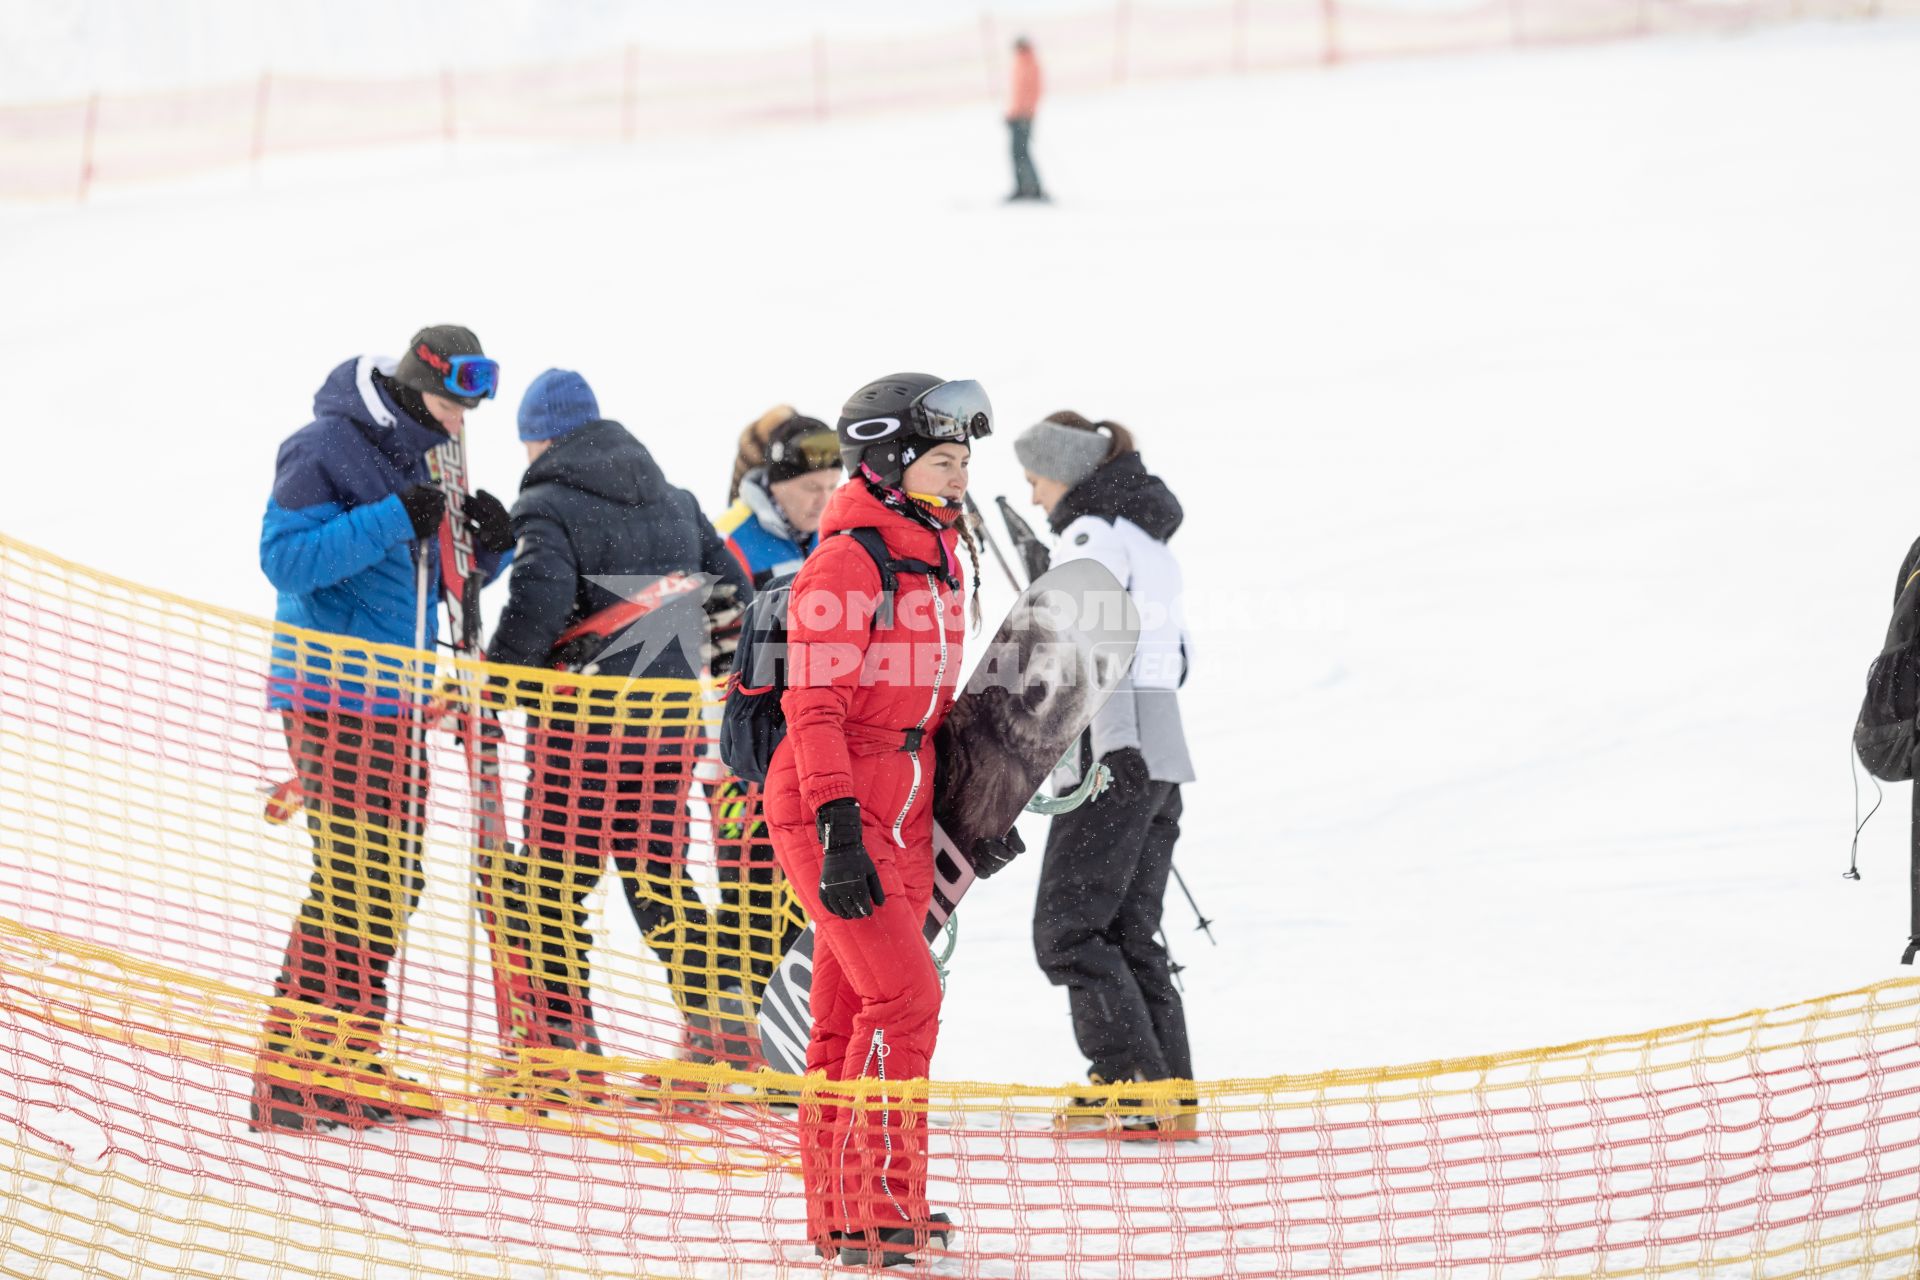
442, 355, 500, 400
908, 379, 993, 443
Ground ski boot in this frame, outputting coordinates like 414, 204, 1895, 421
827, 1212, 955, 1268
249, 1059, 443, 1133
1051, 1071, 1200, 1141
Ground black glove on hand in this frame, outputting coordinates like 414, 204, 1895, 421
702, 583, 746, 678
970, 826, 1025, 880
816, 798, 884, 920
398, 485, 447, 541
1101, 746, 1151, 794
464, 489, 515, 554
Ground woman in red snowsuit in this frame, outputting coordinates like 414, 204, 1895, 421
765, 373, 1017, 1267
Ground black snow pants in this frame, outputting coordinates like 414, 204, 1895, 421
1032, 767, 1192, 1084
710, 775, 804, 1003
504, 717, 729, 1056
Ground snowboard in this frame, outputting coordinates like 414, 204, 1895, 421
755, 557, 1140, 1076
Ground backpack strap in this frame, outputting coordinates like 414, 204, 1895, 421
843, 528, 900, 627
839, 526, 961, 628
845, 528, 898, 593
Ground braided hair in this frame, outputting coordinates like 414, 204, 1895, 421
955, 514, 984, 632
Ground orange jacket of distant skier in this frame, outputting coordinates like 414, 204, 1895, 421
1009, 46, 1042, 120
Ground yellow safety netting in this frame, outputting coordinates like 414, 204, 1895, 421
2, 529, 1917, 1278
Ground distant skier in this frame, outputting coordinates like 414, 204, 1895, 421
766, 373, 1011, 1266
481, 369, 756, 1068
1006, 36, 1048, 202
710, 412, 844, 1003
252, 325, 512, 1132
1013, 410, 1197, 1132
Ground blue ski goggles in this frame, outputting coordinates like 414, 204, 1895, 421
909, 379, 993, 442
443, 355, 500, 400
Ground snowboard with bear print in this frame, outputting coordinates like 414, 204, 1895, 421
755, 557, 1139, 1077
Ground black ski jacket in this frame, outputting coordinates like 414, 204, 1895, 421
486, 420, 751, 680
1048, 451, 1183, 540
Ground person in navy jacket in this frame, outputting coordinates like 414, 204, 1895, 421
252, 325, 512, 1133
481, 369, 757, 1070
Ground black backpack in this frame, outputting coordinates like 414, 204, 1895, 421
1854, 556, 1920, 782
720, 527, 955, 785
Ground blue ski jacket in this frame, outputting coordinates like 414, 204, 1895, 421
714, 468, 815, 588
261, 355, 509, 715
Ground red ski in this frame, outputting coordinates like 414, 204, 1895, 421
425, 429, 537, 1052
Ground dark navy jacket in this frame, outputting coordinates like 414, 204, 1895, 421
261, 355, 508, 715
486, 419, 752, 682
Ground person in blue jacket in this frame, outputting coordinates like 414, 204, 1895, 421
710, 413, 844, 1007
714, 413, 843, 588
252, 325, 513, 1133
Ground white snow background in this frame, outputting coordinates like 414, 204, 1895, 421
2, 9, 1918, 1098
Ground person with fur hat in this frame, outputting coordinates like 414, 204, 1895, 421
709, 413, 845, 1004
252, 324, 512, 1132
483, 369, 757, 1074
1014, 410, 1197, 1135
727, 404, 798, 506
715, 413, 844, 588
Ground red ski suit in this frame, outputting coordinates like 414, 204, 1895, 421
765, 479, 964, 1247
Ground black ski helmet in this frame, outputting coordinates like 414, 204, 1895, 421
836, 372, 992, 487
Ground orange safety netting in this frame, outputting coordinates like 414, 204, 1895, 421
3, 530, 1920, 1277
2, 0, 1910, 203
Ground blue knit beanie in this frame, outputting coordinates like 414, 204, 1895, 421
518, 369, 600, 442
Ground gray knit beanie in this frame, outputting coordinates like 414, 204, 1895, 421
1013, 419, 1109, 489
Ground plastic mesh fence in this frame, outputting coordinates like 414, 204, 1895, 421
3, 530, 1920, 1277
3, 0, 1913, 202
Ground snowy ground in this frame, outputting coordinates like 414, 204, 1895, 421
4, 18, 1920, 1099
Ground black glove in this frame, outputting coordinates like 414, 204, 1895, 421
1101, 746, 1151, 794
398, 485, 447, 540
816, 799, 884, 920
464, 489, 515, 554
702, 583, 746, 678
970, 827, 1025, 880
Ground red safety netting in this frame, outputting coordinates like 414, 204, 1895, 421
3, 529, 1920, 1279
0, 0, 1907, 203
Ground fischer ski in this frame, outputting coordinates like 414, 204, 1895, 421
425, 432, 536, 1052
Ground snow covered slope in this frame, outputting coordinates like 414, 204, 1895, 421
2, 20, 1919, 1091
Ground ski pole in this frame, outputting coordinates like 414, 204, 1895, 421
964, 493, 1026, 592
1171, 864, 1216, 946
994, 495, 1053, 585
394, 541, 433, 1034
1159, 927, 1184, 994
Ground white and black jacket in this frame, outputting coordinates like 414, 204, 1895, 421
1047, 454, 1196, 786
